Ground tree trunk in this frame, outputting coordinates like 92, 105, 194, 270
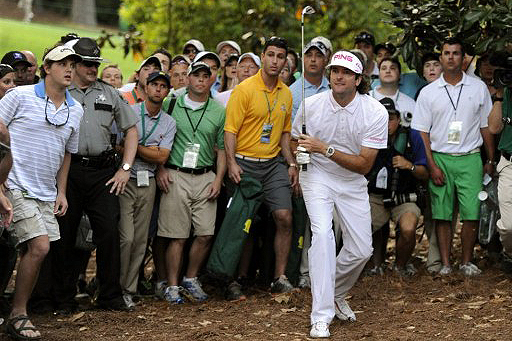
71, 0, 97, 26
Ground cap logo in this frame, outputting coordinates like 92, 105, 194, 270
14, 52, 23, 60
334, 54, 353, 62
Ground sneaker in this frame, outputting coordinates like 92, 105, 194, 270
439, 265, 453, 275
270, 275, 294, 294
298, 275, 311, 288
181, 277, 208, 302
225, 281, 246, 301
459, 262, 482, 276
154, 280, 168, 300
123, 293, 135, 309
334, 298, 356, 322
310, 322, 330, 338
393, 263, 417, 277
164, 285, 184, 304
364, 265, 385, 276
96, 296, 132, 311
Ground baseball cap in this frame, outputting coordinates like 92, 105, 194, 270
194, 51, 221, 68
226, 54, 239, 65
374, 42, 396, 55
0, 64, 14, 79
380, 97, 399, 115
187, 61, 212, 76
326, 51, 364, 74
183, 39, 205, 53
304, 41, 328, 57
1, 51, 32, 68
137, 56, 162, 72
171, 54, 191, 66
43, 46, 82, 63
71, 37, 108, 63
311, 36, 333, 54
354, 31, 375, 46
216, 40, 241, 55
238, 52, 261, 67
147, 71, 171, 87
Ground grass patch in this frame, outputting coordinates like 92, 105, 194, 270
0, 18, 139, 80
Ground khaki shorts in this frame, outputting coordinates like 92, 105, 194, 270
370, 193, 421, 233
157, 169, 217, 239
6, 190, 59, 246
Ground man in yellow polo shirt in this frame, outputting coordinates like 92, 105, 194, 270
225, 36, 298, 295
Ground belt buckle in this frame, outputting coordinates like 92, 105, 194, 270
81, 157, 90, 167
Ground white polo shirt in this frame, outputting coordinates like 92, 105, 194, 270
369, 88, 416, 127
411, 72, 492, 153
292, 91, 388, 180
0, 82, 83, 201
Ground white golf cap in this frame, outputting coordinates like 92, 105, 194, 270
136, 56, 162, 72
216, 40, 241, 55
183, 39, 205, 53
187, 61, 212, 76
43, 45, 82, 63
194, 51, 221, 68
238, 52, 261, 67
326, 51, 363, 74
311, 36, 333, 53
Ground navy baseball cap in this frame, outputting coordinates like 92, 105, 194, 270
147, 71, 171, 87
1, 51, 32, 68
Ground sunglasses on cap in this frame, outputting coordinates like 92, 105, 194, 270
183, 48, 198, 55
355, 32, 374, 43
81, 61, 100, 68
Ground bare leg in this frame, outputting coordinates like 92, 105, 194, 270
395, 212, 418, 268
272, 209, 293, 278
165, 239, 186, 286
153, 236, 169, 281
436, 220, 452, 267
185, 235, 213, 278
460, 220, 478, 264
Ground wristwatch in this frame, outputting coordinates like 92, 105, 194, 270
410, 164, 416, 172
122, 163, 131, 171
288, 163, 298, 169
325, 145, 335, 158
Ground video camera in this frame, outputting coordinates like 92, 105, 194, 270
489, 51, 512, 88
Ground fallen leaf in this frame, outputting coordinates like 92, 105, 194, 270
198, 320, 212, 326
69, 312, 85, 322
390, 300, 405, 306
234, 334, 242, 339
475, 323, 491, 328
137, 315, 146, 320
79, 327, 88, 332
253, 310, 270, 316
489, 319, 505, 322
461, 315, 473, 320
280, 307, 297, 313
406, 326, 415, 330
272, 294, 290, 304
430, 297, 445, 303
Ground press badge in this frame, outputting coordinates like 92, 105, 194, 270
447, 121, 462, 144
261, 124, 273, 143
183, 143, 200, 168
136, 170, 150, 187
376, 167, 388, 189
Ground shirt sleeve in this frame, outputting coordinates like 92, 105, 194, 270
411, 90, 432, 133
224, 86, 248, 134
0, 88, 19, 126
410, 129, 427, 166
479, 84, 493, 128
113, 88, 139, 131
65, 106, 83, 154
362, 105, 388, 149
159, 116, 176, 150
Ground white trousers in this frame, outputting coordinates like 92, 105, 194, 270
301, 171, 373, 325
497, 156, 512, 255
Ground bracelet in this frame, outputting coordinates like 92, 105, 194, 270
288, 163, 298, 169
486, 160, 497, 165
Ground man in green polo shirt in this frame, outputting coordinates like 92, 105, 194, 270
155, 61, 226, 304
488, 69, 512, 273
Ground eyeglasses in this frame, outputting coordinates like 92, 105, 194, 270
45, 97, 70, 127
183, 48, 198, 55
172, 59, 189, 66
81, 61, 100, 68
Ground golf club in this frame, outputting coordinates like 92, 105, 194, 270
298, 5, 315, 171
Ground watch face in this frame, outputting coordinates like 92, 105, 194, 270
123, 163, 130, 171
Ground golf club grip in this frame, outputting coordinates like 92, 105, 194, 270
301, 125, 307, 171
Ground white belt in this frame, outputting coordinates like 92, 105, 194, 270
442, 147, 480, 156
235, 153, 272, 162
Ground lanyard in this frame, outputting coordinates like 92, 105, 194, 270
263, 89, 280, 123
184, 98, 209, 138
444, 84, 463, 115
140, 103, 161, 145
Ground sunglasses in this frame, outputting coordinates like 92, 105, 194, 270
183, 48, 198, 55
45, 97, 70, 127
81, 61, 100, 68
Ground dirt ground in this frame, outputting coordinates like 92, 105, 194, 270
1, 229, 512, 341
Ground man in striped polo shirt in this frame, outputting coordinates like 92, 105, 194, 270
0, 45, 83, 340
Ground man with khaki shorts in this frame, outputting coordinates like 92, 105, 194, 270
367, 98, 428, 276
119, 71, 176, 308
156, 61, 226, 304
0, 45, 83, 339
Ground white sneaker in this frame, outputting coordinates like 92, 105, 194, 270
298, 275, 311, 288
154, 280, 167, 300
460, 262, 482, 276
334, 298, 356, 321
122, 293, 135, 309
439, 265, 453, 275
310, 322, 330, 338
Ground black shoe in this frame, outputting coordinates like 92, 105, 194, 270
29, 299, 54, 315
96, 296, 133, 311
501, 252, 512, 274
54, 301, 78, 315
225, 281, 246, 301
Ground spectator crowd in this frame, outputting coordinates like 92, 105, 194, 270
0, 29, 511, 340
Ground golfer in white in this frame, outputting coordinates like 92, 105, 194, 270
292, 50, 388, 338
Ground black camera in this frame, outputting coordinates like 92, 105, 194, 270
489, 52, 512, 88
383, 192, 418, 208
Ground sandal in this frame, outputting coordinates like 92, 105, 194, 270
5, 315, 41, 340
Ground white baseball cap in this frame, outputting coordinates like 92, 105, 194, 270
311, 36, 333, 53
216, 40, 241, 55
43, 46, 82, 63
326, 51, 363, 74
183, 39, 205, 53
238, 52, 261, 67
